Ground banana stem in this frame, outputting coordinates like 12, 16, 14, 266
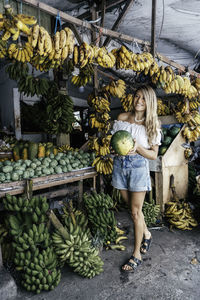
48, 210, 69, 240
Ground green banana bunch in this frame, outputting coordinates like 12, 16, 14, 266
83, 191, 118, 244
142, 199, 160, 227
18, 75, 50, 97
45, 84, 75, 135
6, 61, 29, 80
52, 209, 103, 279
3, 194, 49, 222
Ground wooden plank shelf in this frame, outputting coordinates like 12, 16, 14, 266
0, 167, 97, 198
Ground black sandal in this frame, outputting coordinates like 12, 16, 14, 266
121, 255, 142, 272
140, 236, 152, 254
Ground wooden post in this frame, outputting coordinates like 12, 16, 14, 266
151, 0, 157, 57
91, 4, 99, 95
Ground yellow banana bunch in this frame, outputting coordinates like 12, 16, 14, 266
182, 125, 200, 142
88, 135, 111, 156
95, 46, 116, 68
77, 42, 95, 68
89, 113, 111, 133
58, 144, 74, 153
16, 14, 37, 25
104, 79, 126, 98
120, 94, 134, 112
194, 77, 200, 91
157, 98, 170, 116
152, 66, 175, 88
71, 64, 94, 87
165, 201, 198, 230
88, 95, 110, 113
149, 61, 160, 77
92, 156, 113, 175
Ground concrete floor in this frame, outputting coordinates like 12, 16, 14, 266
7, 210, 200, 300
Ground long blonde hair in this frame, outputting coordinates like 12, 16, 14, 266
134, 85, 160, 145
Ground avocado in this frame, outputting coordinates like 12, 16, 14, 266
169, 126, 180, 138
162, 135, 173, 146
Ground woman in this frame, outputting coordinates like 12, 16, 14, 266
111, 85, 161, 272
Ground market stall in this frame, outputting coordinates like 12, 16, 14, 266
0, 0, 199, 297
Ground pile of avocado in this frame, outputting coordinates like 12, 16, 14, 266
159, 125, 181, 156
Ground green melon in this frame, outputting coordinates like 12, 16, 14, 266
169, 126, 180, 138
111, 130, 134, 155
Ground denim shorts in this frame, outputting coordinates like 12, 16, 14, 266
111, 154, 151, 192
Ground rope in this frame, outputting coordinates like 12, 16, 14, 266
54, 11, 62, 34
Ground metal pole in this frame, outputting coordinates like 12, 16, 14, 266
151, 0, 157, 57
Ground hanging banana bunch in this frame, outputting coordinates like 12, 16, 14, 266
94, 46, 116, 68
89, 113, 111, 133
7, 42, 33, 62
1, 7, 36, 41
6, 61, 29, 80
71, 64, 94, 86
103, 79, 126, 98
45, 84, 75, 135
88, 135, 111, 156
87, 93, 110, 113
120, 94, 134, 112
151, 65, 175, 88
92, 156, 113, 175
157, 98, 171, 116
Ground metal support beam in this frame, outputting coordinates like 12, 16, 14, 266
77, 0, 126, 21
151, 0, 157, 57
103, 0, 135, 47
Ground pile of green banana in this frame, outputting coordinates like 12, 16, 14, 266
3, 194, 49, 222
3, 195, 61, 294
165, 200, 198, 230
83, 191, 119, 244
45, 84, 75, 134
52, 209, 104, 278
142, 199, 160, 227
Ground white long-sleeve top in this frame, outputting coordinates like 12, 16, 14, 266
111, 120, 161, 149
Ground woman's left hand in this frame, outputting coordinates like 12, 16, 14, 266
127, 139, 138, 155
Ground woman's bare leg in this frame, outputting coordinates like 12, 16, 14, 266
122, 191, 146, 271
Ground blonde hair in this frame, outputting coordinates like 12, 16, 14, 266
134, 85, 160, 145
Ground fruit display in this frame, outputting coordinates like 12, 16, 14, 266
3, 194, 61, 294
0, 150, 95, 183
12, 141, 57, 161
158, 125, 181, 156
83, 191, 126, 246
51, 208, 104, 278
110, 130, 134, 156
87, 92, 110, 113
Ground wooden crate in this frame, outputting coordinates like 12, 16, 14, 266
149, 123, 188, 212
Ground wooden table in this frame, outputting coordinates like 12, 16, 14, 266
0, 167, 97, 201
